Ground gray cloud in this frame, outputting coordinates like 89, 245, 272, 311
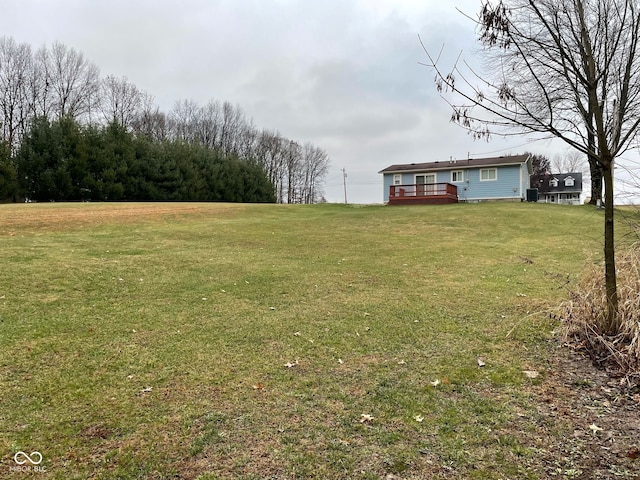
3, 0, 624, 203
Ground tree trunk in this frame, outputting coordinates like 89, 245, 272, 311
602, 161, 619, 334
589, 156, 603, 205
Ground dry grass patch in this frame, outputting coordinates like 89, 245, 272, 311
0, 202, 252, 234
560, 244, 640, 383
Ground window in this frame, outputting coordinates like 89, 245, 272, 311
480, 168, 497, 181
564, 176, 574, 187
415, 174, 436, 195
549, 178, 559, 187
393, 174, 402, 185
451, 170, 464, 183
415, 174, 436, 184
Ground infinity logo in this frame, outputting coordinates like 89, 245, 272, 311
13, 451, 43, 465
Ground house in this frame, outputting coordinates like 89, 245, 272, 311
378, 154, 532, 205
530, 172, 583, 204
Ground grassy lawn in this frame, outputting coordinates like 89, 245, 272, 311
0, 202, 621, 479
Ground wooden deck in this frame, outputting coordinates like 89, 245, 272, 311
388, 183, 458, 205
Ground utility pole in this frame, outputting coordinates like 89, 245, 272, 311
341, 168, 348, 204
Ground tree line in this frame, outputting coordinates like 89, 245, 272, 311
0, 36, 329, 203
6, 117, 275, 203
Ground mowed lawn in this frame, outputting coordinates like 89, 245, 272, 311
0, 202, 613, 479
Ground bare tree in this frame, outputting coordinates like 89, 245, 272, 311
100, 75, 142, 129
132, 92, 167, 141
254, 129, 286, 202
220, 101, 249, 157
284, 140, 302, 204
0, 37, 32, 150
237, 123, 259, 162
299, 143, 329, 204
29, 45, 54, 120
168, 98, 200, 143
553, 150, 588, 175
424, 0, 640, 333
194, 100, 222, 149
48, 41, 100, 120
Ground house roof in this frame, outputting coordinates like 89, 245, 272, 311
378, 154, 531, 174
531, 172, 583, 194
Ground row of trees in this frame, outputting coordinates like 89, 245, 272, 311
1, 117, 275, 203
0, 36, 329, 203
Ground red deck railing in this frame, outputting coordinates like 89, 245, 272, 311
388, 183, 458, 205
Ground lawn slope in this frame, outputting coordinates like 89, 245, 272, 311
0, 202, 619, 479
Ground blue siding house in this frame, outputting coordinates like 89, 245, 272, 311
379, 154, 532, 204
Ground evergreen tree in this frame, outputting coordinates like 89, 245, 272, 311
0, 140, 17, 201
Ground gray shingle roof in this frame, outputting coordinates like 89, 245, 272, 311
378, 154, 530, 174
531, 172, 583, 193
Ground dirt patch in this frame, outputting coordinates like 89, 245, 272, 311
527, 344, 640, 478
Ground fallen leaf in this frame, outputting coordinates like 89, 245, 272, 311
414, 415, 424, 422
338, 358, 344, 364
477, 358, 486, 367
293, 331, 301, 336
397, 360, 406, 365
589, 423, 603, 434
627, 447, 639, 459
140, 386, 153, 393
430, 379, 440, 387
360, 414, 374, 423
523, 370, 540, 379
269, 306, 276, 310
252, 382, 265, 390
284, 361, 298, 368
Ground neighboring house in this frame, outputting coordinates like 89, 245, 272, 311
379, 154, 532, 205
530, 172, 583, 204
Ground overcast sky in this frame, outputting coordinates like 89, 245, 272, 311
2, 0, 639, 203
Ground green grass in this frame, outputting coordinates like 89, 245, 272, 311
0, 202, 623, 479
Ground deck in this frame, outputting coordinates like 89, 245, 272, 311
388, 183, 458, 205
